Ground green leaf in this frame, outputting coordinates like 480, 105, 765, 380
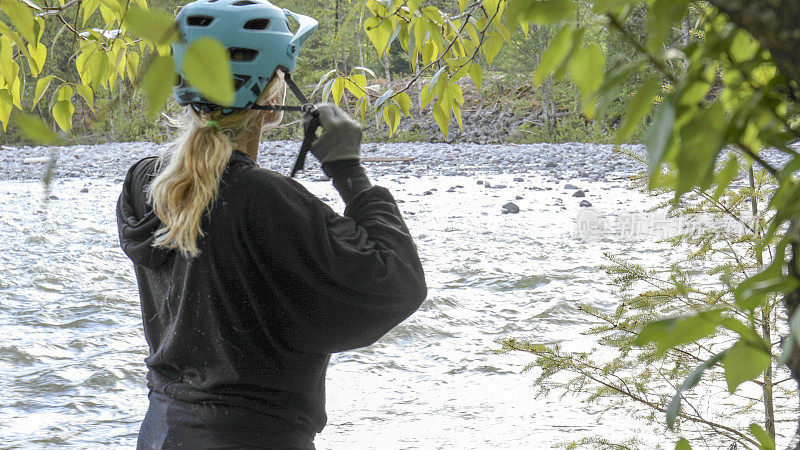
0, 21, 30, 59
332, 77, 345, 105
0, 89, 12, 131
712, 155, 739, 201
32, 75, 55, 108
26, 42, 46, 77
420, 84, 434, 109
729, 30, 759, 63
482, 30, 504, 65
82, 0, 100, 26
56, 84, 73, 102
0, 37, 17, 86
666, 351, 727, 430
350, 66, 376, 78
140, 55, 175, 118
8, 74, 21, 109
432, 101, 449, 137
3, 0, 36, 43
749, 423, 775, 450
724, 340, 770, 393
675, 438, 692, 450
507, 0, 577, 27
75, 84, 94, 112
421, 6, 443, 25
468, 63, 482, 90
735, 241, 799, 310
364, 16, 394, 57
13, 112, 60, 144
183, 37, 234, 106
383, 103, 401, 136
483, 0, 500, 16
616, 77, 660, 143
533, 24, 572, 87
675, 102, 726, 195
593, 0, 639, 14
412, 17, 428, 50
125, 50, 140, 83
568, 43, 605, 118
52, 99, 75, 131
124, 6, 178, 44
635, 309, 723, 354
644, 98, 676, 175
344, 74, 367, 98
395, 92, 411, 115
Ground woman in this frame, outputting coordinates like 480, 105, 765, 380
116, 1, 426, 448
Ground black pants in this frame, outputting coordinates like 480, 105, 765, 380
137, 391, 315, 450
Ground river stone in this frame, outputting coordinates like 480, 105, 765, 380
580, 200, 593, 207
545, 161, 558, 168
501, 202, 520, 214
564, 183, 579, 190
572, 190, 586, 197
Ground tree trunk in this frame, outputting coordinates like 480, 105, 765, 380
357, 10, 365, 68
750, 168, 776, 441
785, 221, 800, 450
381, 54, 391, 85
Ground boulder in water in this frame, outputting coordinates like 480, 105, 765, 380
572, 190, 586, 198
580, 200, 593, 207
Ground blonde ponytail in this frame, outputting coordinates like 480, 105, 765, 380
147, 71, 287, 257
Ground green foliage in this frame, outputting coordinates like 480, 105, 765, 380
501, 149, 796, 447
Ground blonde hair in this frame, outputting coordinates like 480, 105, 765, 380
147, 71, 287, 257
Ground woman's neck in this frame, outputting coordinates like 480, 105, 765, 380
233, 126, 262, 164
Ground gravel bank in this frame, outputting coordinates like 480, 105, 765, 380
0, 141, 643, 183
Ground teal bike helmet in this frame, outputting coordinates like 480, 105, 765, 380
172, 0, 318, 111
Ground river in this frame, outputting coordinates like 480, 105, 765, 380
0, 142, 793, 448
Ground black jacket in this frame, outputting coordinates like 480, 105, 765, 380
117, 150, 426, 443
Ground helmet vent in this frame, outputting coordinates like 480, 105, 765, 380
232, 0, 257, 5
233, 75, 251, 91
243, 18, 270, 30
229, 47, 259, 62
285, 16, 299, 34
187, 15, 214, 26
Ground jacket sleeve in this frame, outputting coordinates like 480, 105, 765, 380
244, 172, 427, 354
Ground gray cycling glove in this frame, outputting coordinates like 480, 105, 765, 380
303, 103, 363, 163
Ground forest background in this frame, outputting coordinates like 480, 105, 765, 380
0, 0, 654, 145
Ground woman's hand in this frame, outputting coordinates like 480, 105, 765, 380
303, 103, 363, 163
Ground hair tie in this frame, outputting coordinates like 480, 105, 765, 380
205, 120, 221, 132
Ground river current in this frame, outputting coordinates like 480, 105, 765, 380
0, 142, 793, 448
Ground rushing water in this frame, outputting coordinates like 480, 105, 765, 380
0, 160, 787, 448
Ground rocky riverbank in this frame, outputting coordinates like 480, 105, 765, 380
0, 141, 643, 183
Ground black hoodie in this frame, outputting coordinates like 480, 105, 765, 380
116, 150, 426, 446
